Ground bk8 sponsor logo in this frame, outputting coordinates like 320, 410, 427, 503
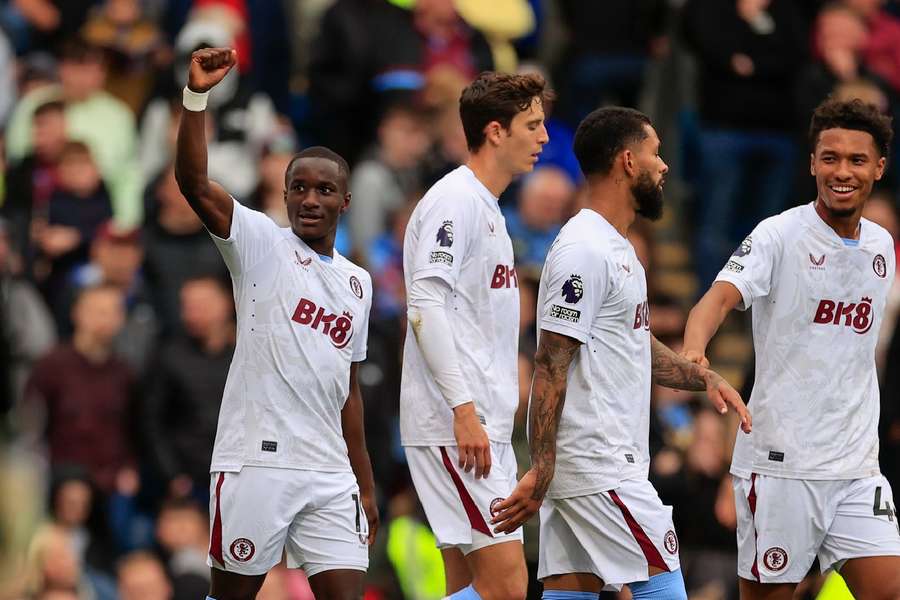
292, 298, 354, 348
633, 300, 650, 330
491, 264, 518, 289
813, 297, 873, 334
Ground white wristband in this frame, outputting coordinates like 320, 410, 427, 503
182, 86, 209, 112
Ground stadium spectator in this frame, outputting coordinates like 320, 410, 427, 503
2, 100, 67, 268
62, 221, 157, 376
0, 216, 56, 415
349, 102, 430, 255
23, 284, 136, 495
6, 37, 143, 226
116, 550, 173, 600
80, 0, 168, 115
307, 0, 492, 164
141, 165, 228, 337
553, 1, 669, 127
682, 0, 808, 290
37, 141, 113, 318
141, 276, 233, 500
155, 498, 210, 600
503, 166, 573, 277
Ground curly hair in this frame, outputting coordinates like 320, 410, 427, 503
573, 107, 652, 177
809, 98, 894, 159
459, 72, 553, 152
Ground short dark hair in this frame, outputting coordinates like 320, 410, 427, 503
573, 107, 652, 176
34, 100, 65, 119
284, 146, 350, 187
459, 72, 552, 152
809, 97, 893, 159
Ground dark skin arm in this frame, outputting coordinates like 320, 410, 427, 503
341, 362, 379, 544
651, 334, 752, 433
491, 330, 580, 533
174, 47, 237, 239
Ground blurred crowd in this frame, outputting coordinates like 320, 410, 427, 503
1, 1, 900, 599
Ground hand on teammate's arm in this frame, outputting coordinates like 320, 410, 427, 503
174, 47, 237, 238
342, 364, 379, 544
651, 335, 752, 433
491, 330, 580, 533
682, 281, 744, 367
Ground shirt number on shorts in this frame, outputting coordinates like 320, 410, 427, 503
873, 486, 900, 535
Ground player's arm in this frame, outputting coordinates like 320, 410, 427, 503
651, 334, 752, 433
682, 281, 744, 366
491, 330, 581, 534
407, 276, 491, 479
174, 48, 237, 239
341, 362, 378, 545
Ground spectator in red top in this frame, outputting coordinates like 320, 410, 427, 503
23, 283, 136, 494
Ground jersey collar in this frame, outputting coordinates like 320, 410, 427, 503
460, 165, 502, 213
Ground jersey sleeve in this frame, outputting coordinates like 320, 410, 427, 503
407, 195, 473, 288
351, 271, 373, 363
209, 198, 281, 277
714, 219, 781, 311
539, 242, 610, 343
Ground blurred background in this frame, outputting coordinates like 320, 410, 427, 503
0, 1, 899, 599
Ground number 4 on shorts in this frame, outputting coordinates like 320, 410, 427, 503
873, 486, 900, 535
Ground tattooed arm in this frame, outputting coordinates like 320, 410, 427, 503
651, 334, 753, 433
651, 334, 708, 391
490, 330, 581, 533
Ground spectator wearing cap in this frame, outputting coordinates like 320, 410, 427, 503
5, 36, 143, 226
60, 220, 158, 376
23, 283, 136, 495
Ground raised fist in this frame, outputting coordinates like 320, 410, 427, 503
188, 47, 237, 93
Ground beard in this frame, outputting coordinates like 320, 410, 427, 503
633, 171, 664, 221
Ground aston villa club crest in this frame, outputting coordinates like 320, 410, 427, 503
663, 530, 678, 555
561, 274, 584, 304
229, 538, 256, 562
874, 254, 887, 278
763, 547, 788, 572
350, 275, 363, 299
436, 220, 454, 247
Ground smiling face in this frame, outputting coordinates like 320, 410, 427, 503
284, 157, 350, 255
494, 97, 550, 176
811, 127, 885, 220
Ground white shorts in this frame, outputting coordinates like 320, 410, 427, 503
404, 443, 523, 554
538, 478, 681, 592
734, 473, 900, 583
207, 466, 369, 576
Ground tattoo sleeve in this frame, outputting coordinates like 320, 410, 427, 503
529, 330, 581, 500
650, 335, 708, 391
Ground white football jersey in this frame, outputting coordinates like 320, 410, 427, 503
209, 200, 372, 473
716, 203, 895, 480
400, 166, 520, 445
535, 209, 651, 499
